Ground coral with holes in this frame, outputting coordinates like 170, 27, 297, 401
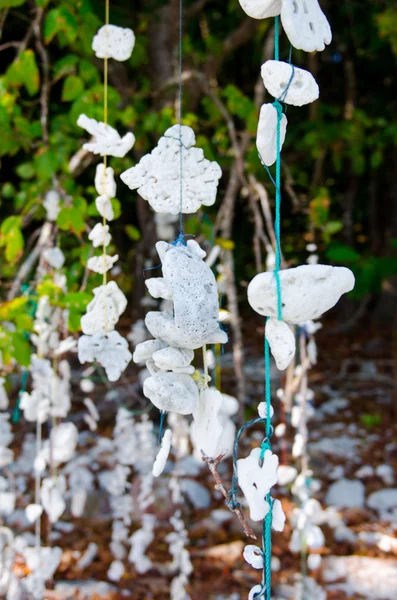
256, 103, 288, 166
92, 25, 135, 61
120, 125, 222, 214
261, 60, 319, 106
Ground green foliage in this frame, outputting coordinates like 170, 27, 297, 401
5, 50, 40, 96
360, 413, 382, 429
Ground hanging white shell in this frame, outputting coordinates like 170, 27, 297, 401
77, 114, 135, 158
261, 60, 319, 106
238, 0, 281, 18
265, 318, 295, 370
96, 195, 114, 220
248, 264, 355, 324
95, 163, 117, 197
92, 25, 135, 61
152, 347, 194, 373
256, 103, 288, 167
237, 447, 279, 521
81, 281, 127, 335
133, 339, 167, 364
88, 223, 112, 248
145, 241, 227, 349
41, 476, 66, 523
272, 498, 286, 531
243, 544, 263, 569
249, 584, 264, 600
190, 387, 224, 458
143, 371, 199, 415
43, 247, 65, 270
120, 125, 222, 214
78, 331, 132, 381
87, 254, 119, 274
152, 429, 172, 477
281, 0, 332, 53
43, 190, 60, 221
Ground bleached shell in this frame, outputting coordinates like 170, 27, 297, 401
261, 60, 319, 106
43, 247, 65, 269
50, 422, 78, 464
249, 585, 264, 600
281, 0, 332, 53
152, 429, 172, 477
26, 503, 43, 523
87, 254, 119, 274
152, 347, 194, 372
247, 264, 355, 324
78, 331, 132, 381
96, 195, 114, 220
81, 281, 127, 335
145, 277, 172, 300
133, 339, 167, 364
237, 447, 278, 521
220, 393, 239, 416
191, 387, 223, 458
272, 498, 286, 531
43, 190, 60, 221
257, 103, 288, 167
92, 25, 135, 61
145, 241, 227, 349
243, 545, 263, 569
88, 223, 112, 248
95, 164, 117, 197
265, 318, 295, 370
143, 371, 199, 415
120, 125, 222, 214
41, 477, 66, 523
238, 0, 281, 18
77, 114, 135, 158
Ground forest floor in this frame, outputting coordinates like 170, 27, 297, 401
4, 318, 397, 600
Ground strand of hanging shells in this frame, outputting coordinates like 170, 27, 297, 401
77, 24, 136, 382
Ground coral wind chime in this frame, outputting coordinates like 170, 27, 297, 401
77, 1, 135, 381
236, 1, 355, 598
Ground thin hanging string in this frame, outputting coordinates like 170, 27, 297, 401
102, 0, 110, 285
177, 0, 184, 240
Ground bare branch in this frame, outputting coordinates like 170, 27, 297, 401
202, 452, 257, 540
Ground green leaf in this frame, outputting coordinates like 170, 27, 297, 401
0, 216, 24, 262
16, 162, 35, 180
57, 206, 85, 235
125, 225, 141, 241
0, 0, 25, 7
10, 332, 31, 367
62, 75, 84, 102
326, 243, 360, 264
5, 50, 40, 96
33, 148, 58, 181
44, 7, 77, 45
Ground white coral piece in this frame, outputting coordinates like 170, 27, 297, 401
152, 429, 172, 477
257, 103, 288, 167
95, 163, 117, 197
265, 318, 296, 370
87, 253, 119, 274
81, 281, 127, 335
77, 114, 135, 158
120, 125, 222, 214
261, 60, 319, 106
96, 195, 114, 220
88, 223, 112, 248
190, 387, 223, 458
248, 264, 355, 324
78, 331, 132, 381
281, 0, 332, 53
237, 447, 279, 521
43, 247, 65, 269
143, 371, 199, 415
92, 24, 135, 61
238, 0, 281, 18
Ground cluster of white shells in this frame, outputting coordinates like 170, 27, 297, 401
243, 0, 332, 167
77, 25, 136, 381
121, 125, 222, 214
133, 239, 228, 417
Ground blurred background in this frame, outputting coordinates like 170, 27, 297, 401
0, 1, 396, 599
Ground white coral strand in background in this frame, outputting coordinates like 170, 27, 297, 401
87, 254, 119, 274
257, 103, 287, 167
88, 223, 112, 248
81, 281, 127, 335
78, 331, 132, 382
77, 114, 135, 158
120, 125, 222, 214
152, 429, 172, 477
95, 163, 117, 197
281, 0, 332, 53
92, 25, 135, 61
